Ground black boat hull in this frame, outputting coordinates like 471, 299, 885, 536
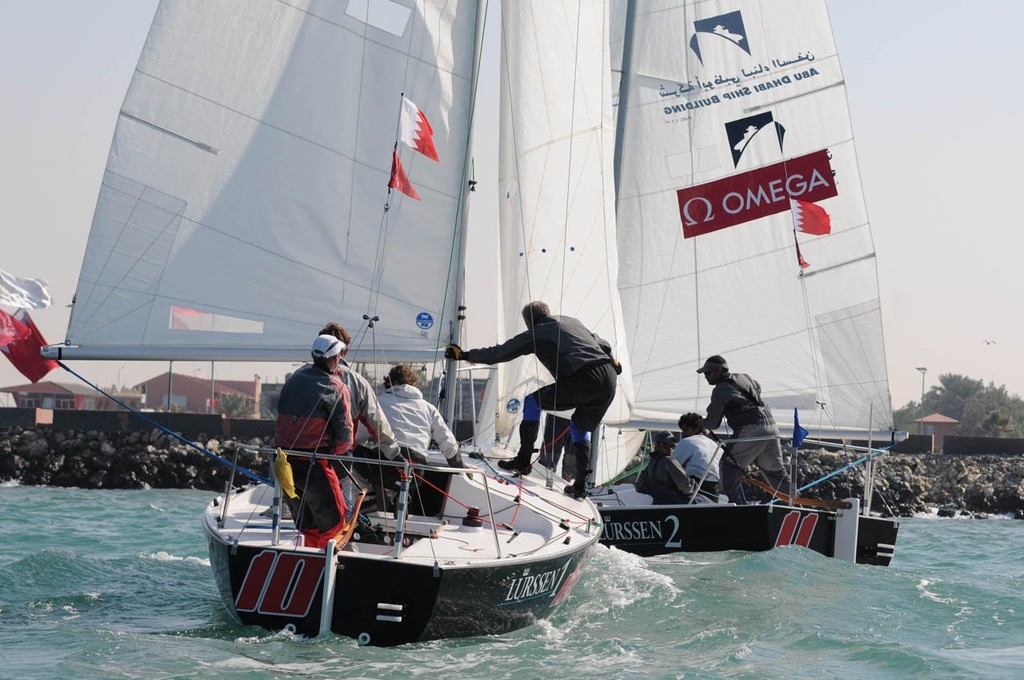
206, 526, 595, 646
596, 503, 898, 566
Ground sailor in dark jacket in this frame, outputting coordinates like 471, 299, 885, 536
445, 301, 618, 499
697, 354, 791, 504
635, 431, 698, 505
274, 334, 354, 548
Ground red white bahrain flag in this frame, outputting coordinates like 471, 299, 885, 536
398, 96, 439, 162
0, 308, 58, 382
790, 198, 832, 235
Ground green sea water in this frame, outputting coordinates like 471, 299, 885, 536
1, 484, 1021, 679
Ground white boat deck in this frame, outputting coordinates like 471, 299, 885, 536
204, 459, 601, 567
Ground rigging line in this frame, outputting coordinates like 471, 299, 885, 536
55, 361, 269, 485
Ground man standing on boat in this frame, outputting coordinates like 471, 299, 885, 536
696, 355, 791, 504
274, 333, 354, 548
318, 322, 408, 512
445, 301, 619, 499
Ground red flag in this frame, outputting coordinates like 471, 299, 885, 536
794, 235, 810, 269
0, 309, 58, 382
398, 96, 439, 162
0, 308, 25, 346
790, 198, 832, 235
388, 148, 421, 201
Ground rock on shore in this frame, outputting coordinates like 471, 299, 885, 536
2, 427, 1022, 517
0, 427, 266, 492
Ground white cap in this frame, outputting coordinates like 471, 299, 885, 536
311, 334, 345, 359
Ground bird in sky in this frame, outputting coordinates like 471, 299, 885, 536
983, 339, 996, 345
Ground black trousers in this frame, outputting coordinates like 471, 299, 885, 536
532, 361, 617, 432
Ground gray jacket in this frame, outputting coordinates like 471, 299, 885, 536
705, 372, 776, 432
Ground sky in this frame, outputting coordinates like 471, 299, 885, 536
1, 0, 1021, 410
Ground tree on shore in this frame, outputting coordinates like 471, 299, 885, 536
894, 373, 1024, 437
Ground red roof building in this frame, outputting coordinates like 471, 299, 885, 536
136, 372, 261, 417
913, 413, 959, 452
0, 381, 143, 411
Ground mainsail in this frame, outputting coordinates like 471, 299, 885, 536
59, 0, 480, 363
613, 0, 892, 438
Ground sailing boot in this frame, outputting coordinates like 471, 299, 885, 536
564, 439, 590, 499
499, 420, 539, 475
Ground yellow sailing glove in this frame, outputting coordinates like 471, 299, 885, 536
444, 343, 463, 360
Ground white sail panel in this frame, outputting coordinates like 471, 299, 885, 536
496, 1, 636, 480
615, 0, 892, 436
64, 0, 480, 361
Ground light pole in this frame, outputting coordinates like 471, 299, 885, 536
915, 367, 927, 434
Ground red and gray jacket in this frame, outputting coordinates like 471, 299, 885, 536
275, 364, 353, 455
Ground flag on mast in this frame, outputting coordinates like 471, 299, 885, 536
790, 199, 831, 268
791, 198, 832, 235
398, 96, 439, 162
388, 148, 421, 201
0, 309, 58, 382
792, 408, 809, 449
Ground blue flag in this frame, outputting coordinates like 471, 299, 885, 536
792, 408, 809, 449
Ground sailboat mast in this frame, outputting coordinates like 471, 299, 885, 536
612, 0, 638, 200
588, 0, 638, 483
444, 0, 488, 424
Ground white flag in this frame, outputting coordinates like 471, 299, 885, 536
0, 268, 52, 309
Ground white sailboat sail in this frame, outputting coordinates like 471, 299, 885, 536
58, 0, 480, 363
495, 0, 641, 482
614, 0, 892, 438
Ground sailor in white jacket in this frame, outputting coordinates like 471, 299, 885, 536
377, 364, 465, 467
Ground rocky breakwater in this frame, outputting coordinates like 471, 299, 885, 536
791, 450, 1024, 518
0, 426, 267, 491
2, 427, 1023, 517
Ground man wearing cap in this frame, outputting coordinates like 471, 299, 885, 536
444, 300, 620, 499
274, 333, 354, 548
696, 355, 790, 504
635, 431, 699, 505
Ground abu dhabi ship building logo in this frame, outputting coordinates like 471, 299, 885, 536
689, 10, 752, 65
725, 112, 786, 167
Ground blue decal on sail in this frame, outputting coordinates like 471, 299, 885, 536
416, 312, 434, 330
689, 11, 751, 65
506, 398, 521, 414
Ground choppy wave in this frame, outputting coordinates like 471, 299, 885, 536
1, 487, 1022, 679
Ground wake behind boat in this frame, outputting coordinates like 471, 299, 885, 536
204, 451, 599, 645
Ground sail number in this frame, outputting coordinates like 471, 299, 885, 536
664, 514, 682, 549
235, 550, 324, 618
774, 511, 819, 548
